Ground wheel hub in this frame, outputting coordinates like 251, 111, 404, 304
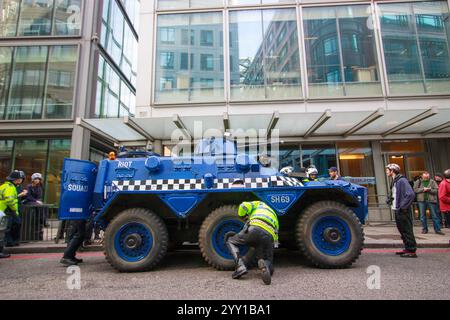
323, 227, 342, 244
125, 233, 142, 249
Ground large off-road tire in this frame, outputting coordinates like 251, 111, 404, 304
199, 205, 255, 271
296, 201, 364, 269
104, 208, 169, 272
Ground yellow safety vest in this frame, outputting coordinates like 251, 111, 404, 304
0, 181, 18, 215
239, 201, 279, 241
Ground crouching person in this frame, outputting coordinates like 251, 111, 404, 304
226, 201, 279, 285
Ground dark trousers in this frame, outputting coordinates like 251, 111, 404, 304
5, 214, 21, 245
227, 226, 274, 274
63, 220, 86, 259
394, 208, 417, 253
444, 212, 450, 228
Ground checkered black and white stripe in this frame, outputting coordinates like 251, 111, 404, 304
270, 176, 303, 187
111, 175, 303, 192
112, 179, 203, 192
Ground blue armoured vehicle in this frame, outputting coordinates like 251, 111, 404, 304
59, 138, 367, 272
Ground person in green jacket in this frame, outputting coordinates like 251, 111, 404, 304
0, 171, 23, 258
226, 201, 279, 285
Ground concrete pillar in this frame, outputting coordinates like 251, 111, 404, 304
70, 126, 91, 159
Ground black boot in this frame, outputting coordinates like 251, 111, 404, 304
258, 259, 272, 285
232, 258, 248, 279
0, 252, 10, 259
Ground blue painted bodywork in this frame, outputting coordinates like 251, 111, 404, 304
59, 139, 368, 225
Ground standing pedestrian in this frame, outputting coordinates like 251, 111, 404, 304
1, 171, 23, 248
413, 171, 444, 235
328, 167, 343, 181
60, 220, 86, 266
434, 173, 445, 227
386, 164, 418, 258
438, 169, 450, 229
24, 173, 44, 205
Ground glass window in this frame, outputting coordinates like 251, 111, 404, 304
54, 0, 82, 35
101, 0, 138, 87
279, 145, 301, 173
301, 144, 337, 178
46, 139, 70, 205
380, 140, 425, 154
0, 0, 82, 37
158, 0, 222, 10
1, 45, 77, 120
338, 142, 377, 205
0, 140, 13, 181
96, 55, 136, 118
8, 46, 48, 120
45, 45, 77, 119
0, 0, 20, 36
14, 139, 48, 184
229, 0, 294, 5
155, 12, 224, 103
304, 5, 381, 98
230, 8, 302, 101
18, 0, 53, 36
0, 47, 13, 118
379, 1, 450, 95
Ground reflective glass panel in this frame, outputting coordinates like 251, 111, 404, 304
0, 140, 13, 181
155, 12, 224, 103
158, 0, 222, 10
303, 5, 381, 98
378, 1, 450, 95
45, 45, 77, 119
301, 144, 337, 178
8, 46, 48, 120
229, 8, 301, 101
18, 0, 53, 36
0, 0, 20, 36
54, 0, 82, 35
46, 139, 70, 205
0, 47, 13, 118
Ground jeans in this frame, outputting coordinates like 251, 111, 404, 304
394, 208, 417, 252
417, 201, 441, 232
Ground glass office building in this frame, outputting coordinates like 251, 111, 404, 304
0, 0, 139, 205
127, 0, 450, 221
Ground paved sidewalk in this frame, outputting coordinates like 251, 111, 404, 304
364, 222, 450, 248
4, 224, 450, 254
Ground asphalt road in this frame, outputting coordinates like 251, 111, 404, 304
0, 248, 449, 300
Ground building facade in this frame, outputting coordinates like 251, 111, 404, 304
0, 0, 139, 205
132, 0, 450, 221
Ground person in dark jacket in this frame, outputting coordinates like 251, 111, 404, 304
386, 163, 418, 258
24, 173, 44, 205
328, 167, 343, 181
413, 171, 444, 235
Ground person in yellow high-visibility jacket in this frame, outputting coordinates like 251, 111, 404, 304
0, 171, 23, 259
226, 201, 279, 285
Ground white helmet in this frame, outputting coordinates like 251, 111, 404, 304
31, 173, 43, 181
386, 164, 401, 173
306, 166, 319, 177
280, 166, 294, 175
